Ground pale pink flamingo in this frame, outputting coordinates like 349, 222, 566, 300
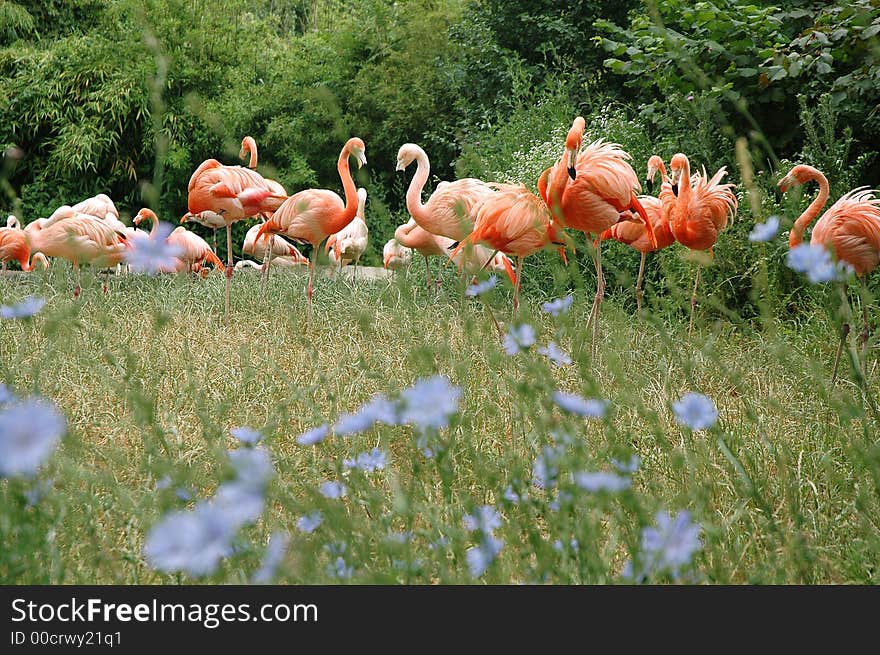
243, 222, 309, 273
181, 210, 225, 252
667, 153, 738, 335
134, 208, 224, 273
254, 137, 366, 317
780, 164, 880, 380
325, 187, 369, 279
235, 256, 307, 272
382, 238, 412, 271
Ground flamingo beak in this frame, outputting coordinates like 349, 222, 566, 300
566, 148, 577, 180
671, 183, 679, 197
778, 176, 791, 192
383, 254, 391, 269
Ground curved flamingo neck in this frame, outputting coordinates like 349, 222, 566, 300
672, 157, 693, 233
789, 167, 830, 247
657, 160, 669, 185
404, 148, 432, 226
537, 168, 550, 205
140, 210, 160, 235
326, 143, 359, 235
547, 158, 570, 222
242, 137, 258, 168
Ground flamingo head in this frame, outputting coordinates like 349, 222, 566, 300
778, 165, 811, 192
646, 155, 665, 193
180, 213, 192, 224
564, 117, 585, 180
133, 208, 157, 226
254, 218, 277, 245
7, 214, 20, 229
240, 136, 256, 160
347, 138, 367, 169
395, 143, 421, 172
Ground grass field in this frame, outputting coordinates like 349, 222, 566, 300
1, 259, 879, 584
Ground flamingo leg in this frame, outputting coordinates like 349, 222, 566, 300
688, 262, 701, 337
225, 223, 233, 324
424, 254, 431, 291
636, 251, 646, 313
831, 323, 850, 386
586, 239, 604, 360
73, 262, 81, 299
307, 245, 318, 325
511, 255, 524, 322
860, 277, 870, 381
212, 228, 218, 253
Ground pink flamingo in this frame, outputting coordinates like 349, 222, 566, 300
601, 156, 677, 311
243, 221, 309, 275
325, 188, 369, 279
780, 164, 880, 380
383, 238, 412, 271
255, 137, 366, 316
667, 153, 738, 334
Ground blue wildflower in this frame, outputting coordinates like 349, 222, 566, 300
503, 485, 524, 504
230, 427, 263, 446
0, 296, 46, 319
319, 480, 348, 499
0, 397, 66, 478
343, 447, 387, 473
466, 536, 504, 578
296, 511, 324, 534
672, 392, 718, 431
251, 532, 290, 584
786, 243, 842, 284
541, 294, 573, 317
327, 557, 354, 580
611, 455, 641, 474
333, 395, 399, 436
538, 341, 572, 367
532, 444, 564, 489
143, 503, 236, 577
463, 505, 502, 535
548, 490, 573, 512
211, 482, 264, 527
0, 383, 13, 405
227, 447, 273, 490
124, 222, 185, 274
296, 424, 329, 446
632, 510, 703, 580
503, 323, 536, 355
552, 391, 608, 418
748, 216, 780, 242
398, 376, 462, 433
572, 471, 632, 493
465, 275, 498, 297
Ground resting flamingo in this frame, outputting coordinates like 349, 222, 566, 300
181, 210, 226, 252
134, 208, 224, 274
71, 193, 118, 221
601, 156, 677, 311
779, 164, 880, 381
667, 153, 738, 335
25, 208, 128, 295
235, 257, 307, 272
396, 143, 494, 242
187, 145, 288, 320
243, 222, 309, 275
325, 187, 369, 279
255, 137, 367, 317
1, 216, 33, 271
449, 184, 570, 316
383, 238, 412, 271
394, 218, 516, 289
543, 116, 656, 358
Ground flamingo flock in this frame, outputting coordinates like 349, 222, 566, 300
4, 117, 880, 379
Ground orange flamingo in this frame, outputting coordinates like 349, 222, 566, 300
383, 238, 412, 271
449, 184, 569, 315
1, 216, 33, 271
325, 187, 369, 279
601, 156, 677, 311
396, 143, 494, 242
667, 153, 738, 335
25, 208, 128, 295
544, 116, 656, 356
780, 164, 880, 380
134, 208, 224, 274
188, 145, 289, 319
255, 137, 366, 315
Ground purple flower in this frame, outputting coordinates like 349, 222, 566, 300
230, 427, 263, 446
463, 505, 502, 535
319, 480, 348, 499
296, 511, 324, 534
633, 510, 703, 580
327, 557, 354, 580
0, 296, 46, 319
0, 397, 66, 478
251, 532, 289, 584
748, 216, 780, 243
143, 504, 236, 577
343, 447, 386, 473
541, 294, 573, 316
503, 485, 525, 504
211, 482, 265, 527
398, 376, 462, 433
227, 447, 273, 490
296, 424, 329, 446
466, 536, 504, 578
672, 392, 718, 431
611, 455, 641, 474
552, 391, 608, 418
465, 275, 498, 297
538, 342, 572, 367
333, 395, 399, 436
503, 323, 536, 355
532, 444, 564, 489
572, 471, 632, 493
125, 222, 184, 274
